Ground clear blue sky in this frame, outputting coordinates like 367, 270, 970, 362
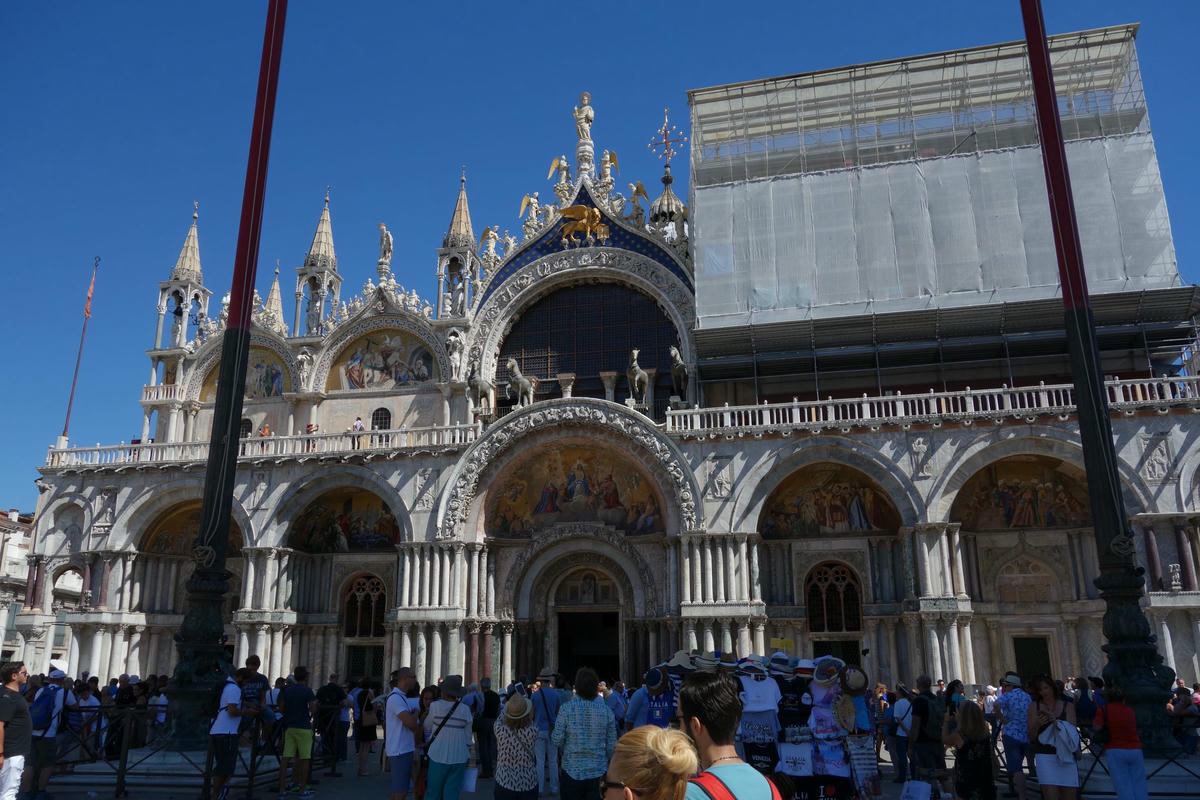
3, 2, 1197, 512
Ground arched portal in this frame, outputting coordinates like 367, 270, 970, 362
803, 561, 864, 665
757, 462, 902, 539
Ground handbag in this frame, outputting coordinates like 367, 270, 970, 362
359, 691, 378, 728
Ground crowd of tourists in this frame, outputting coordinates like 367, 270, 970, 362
0, 652, 1194, 800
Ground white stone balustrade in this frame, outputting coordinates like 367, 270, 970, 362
665, 375, 1200, 434
44, 422, 482, 468
141, 384, 179, 402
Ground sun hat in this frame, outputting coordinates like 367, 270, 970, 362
1002, 672, 1022, 687
768, 652, 792, 677
666, 650, 695, 671
738, 656, 766, 675
840, 666, 868, 696
718, 652, 740, 672
694, 651, 719, 671
48, 669, 66, 680
794, 659, 815, 679
503, 694, 532, 722
644, 668, 665, 691
536, 667, 557, 682
812, 656, 845, 686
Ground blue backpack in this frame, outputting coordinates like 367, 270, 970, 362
30, 685, 60, 730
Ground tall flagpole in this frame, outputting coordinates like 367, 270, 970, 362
60, 257, 100, 446
1020, 0, 1175, 753
171, 0, 288, 750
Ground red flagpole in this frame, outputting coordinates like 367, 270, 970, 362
62, 256, 100, 439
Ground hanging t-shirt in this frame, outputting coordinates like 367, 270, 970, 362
776, 676, 811, 741
645, 687, 676, 728
775, 742, 814, 777
741, 741, 779, 776
738, 675, 782, 743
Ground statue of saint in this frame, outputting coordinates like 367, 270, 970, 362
378, 223, 393, 266
574, 92, 594, 142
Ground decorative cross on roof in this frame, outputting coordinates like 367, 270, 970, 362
649, 108, 687, 165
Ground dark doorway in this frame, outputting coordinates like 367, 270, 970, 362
811, 639, 862, 665
346, 644, 385, 685
1013, 637, 1052, 680
558, 612, 620, 685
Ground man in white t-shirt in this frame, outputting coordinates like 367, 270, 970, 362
384, 668, 421, 800
889, 688, 914, 783
209, 669, 255, 800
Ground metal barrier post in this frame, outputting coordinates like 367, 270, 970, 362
115, 709, 133, 798
245, 717, 260, 800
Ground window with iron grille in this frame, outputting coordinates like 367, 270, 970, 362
371, 407, 392, 430
805, 562, 862, 633
496, 284, 679, 419
344, 575, 386, 638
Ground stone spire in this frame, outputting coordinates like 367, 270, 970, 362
260, 264, 287, 335
442, 171, 475, 249
170, 202, 203, 283
304, 188, 337, 271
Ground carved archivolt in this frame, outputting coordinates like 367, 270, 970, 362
500, 522, 658, 618
183, 331, 299, 401
468, 249, 696, 381
311, 314, 448, 393
436, 398, 700, 539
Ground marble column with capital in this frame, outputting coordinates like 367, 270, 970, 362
1189, 611, 1200, 684
500, 623, 513, 688
1173, 521, 1198, 592
944, 616, 962, 681
883, 619, 899, 685
923, 618, 942, 677
985, 619, 1002, 677
482, 623, 494, 684
1155, 611, 1177, 672
959, 617, 977, 685
1142, 525, 1164, 591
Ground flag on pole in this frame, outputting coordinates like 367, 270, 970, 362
84, 260, 98, 318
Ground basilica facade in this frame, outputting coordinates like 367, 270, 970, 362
23, 24, 1200, 693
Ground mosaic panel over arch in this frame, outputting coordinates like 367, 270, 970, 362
142, 500, 243, 556
487, 440, 666, 537
326, 329, 436, 391
758, 463, 901, 539
200, 346, 290, 401
289, 487, 402, 553
950, 455, 1090, 530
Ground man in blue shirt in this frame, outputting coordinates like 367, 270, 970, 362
533, 669, 564, 796
277, 666, 317, 799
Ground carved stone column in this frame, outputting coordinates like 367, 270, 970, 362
99, 555, 113, 610
864, 617, 881, 679
701, 620, 715, 652
269, 625, 285, 679
482, 623, 494, 684
985, 618, 1002, 676
88, 625, 104, 678
109, 624, 130, 680
128, 626, 144, 675
949, 525, 968, 599
713, 540, 726, 603
883, 618, 899, 685
944, 615, 962, 681
467, 545, 480, 617
1142, 525, 1164, 591
1063, 619, 1081, 679
680, 538, 692, 604
1154, 611, 1177, 672
751, 618, 766, 656
556, 373, 575, 398
701, 540, 714, 603
500, 622, 514, 688
242, 550, 257, 609
1173, 519, 1198, 592
923, 617, 941, 677
749, 538, 762, 602
466, 622, 480, 684
486, 549, 496, 616
430, 623, 444, 682
898, 528, 916, 600
237, 627, 250, 666
414, 622, 428, 686
684, 621, 697, 651
599, 372, 619, 402
1190, 612, 1200, 684
960, 616, 977, 685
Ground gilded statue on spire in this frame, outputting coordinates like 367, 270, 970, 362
574, 92, 594, 143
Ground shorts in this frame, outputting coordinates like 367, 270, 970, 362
0, 754, 26, 800
211, 734, 239, 776
1002, 734, 1028, 774
283, 727, 314, 759
30, 738, 56, 774
389, 752, 414, 794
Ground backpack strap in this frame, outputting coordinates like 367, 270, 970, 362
689, 770, 781, 800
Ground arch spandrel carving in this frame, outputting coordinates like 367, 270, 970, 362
468, 249, 696, 382
436, 398, 700, 540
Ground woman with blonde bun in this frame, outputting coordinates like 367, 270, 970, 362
603, 725, 698, 800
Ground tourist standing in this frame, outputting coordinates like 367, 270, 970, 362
210, 668, 255, 800
532, 669, 564, 796
477, 677, 501, 779
493, 694, 538, 800
1091, 685, 1147, 800
27, 669, 75, 800
1026, 675, 1079, 800
907, 675, 946, 780
604, 726, 697, 800
0, 663, 31, 800
604, 682, 627, 732
995, 672, 1032, 800
351, 676, 379, 776
384, 668, 421, 800
889, 686, 913, 783
551, 668, 616, 800
423, 676, 474, 800
278, 666, 318, 799
941, 700, 994, 800
679, 670, 777, 800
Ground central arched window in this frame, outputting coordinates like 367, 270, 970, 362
371, 407, 392, 430
344, 575, 386, 638
806, 562, 862, 633
497, 283, 679, 418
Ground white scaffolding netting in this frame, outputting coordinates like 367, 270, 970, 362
688, 24, 1181, 328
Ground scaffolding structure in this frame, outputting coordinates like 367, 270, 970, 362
687, 24, 1178, 330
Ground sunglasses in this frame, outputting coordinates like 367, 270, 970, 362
600, 780, 642, 796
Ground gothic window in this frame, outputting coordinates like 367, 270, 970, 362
995, 556, 1058, 603
239, 418, 253, 438
497, 283, 679, 419
344, 575, 386, 638
371, 408, 392, 430
805, 562, 862, 633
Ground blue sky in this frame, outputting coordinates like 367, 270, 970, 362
3, 1, 1197, 512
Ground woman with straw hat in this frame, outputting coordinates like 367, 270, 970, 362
494, 694, 538, 800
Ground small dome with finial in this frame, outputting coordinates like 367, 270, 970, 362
649, 163, 686, 227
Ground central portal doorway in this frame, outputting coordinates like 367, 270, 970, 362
558, 611, 620, 684
1013, 636, 1052, 680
